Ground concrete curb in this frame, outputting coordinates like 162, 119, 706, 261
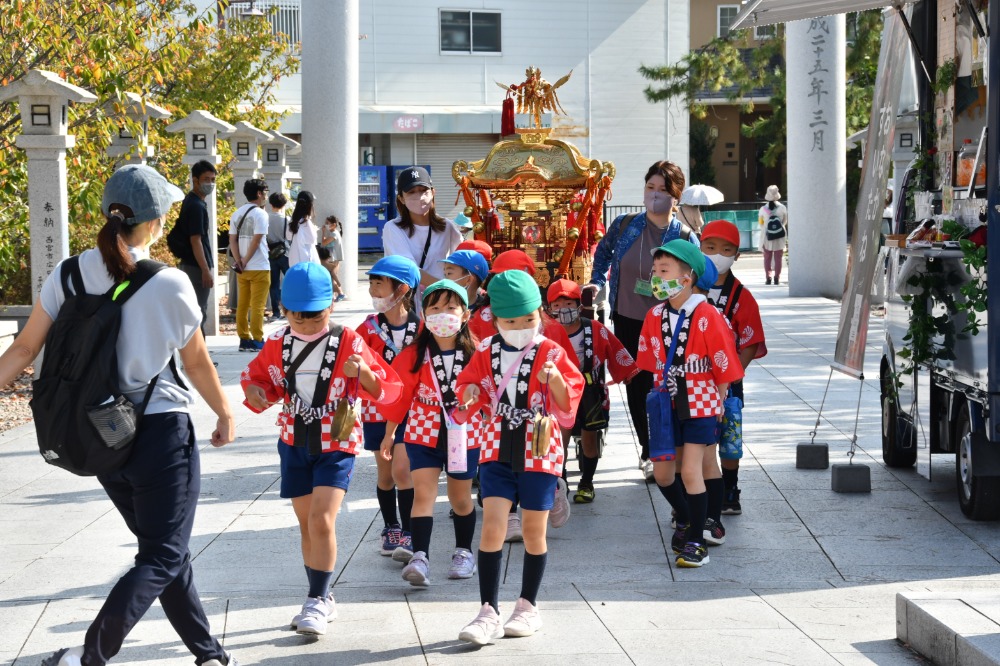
897, 592, 1000, 665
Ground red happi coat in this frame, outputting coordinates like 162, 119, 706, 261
455, 336, 584, 476
383, 344, 484, 449
636, 296, 744, 419
354, 311, 422, 423
709, 273, 767, 359
578, 318, 640, 384
468, 304, 576, 358
241, 325, 402, 455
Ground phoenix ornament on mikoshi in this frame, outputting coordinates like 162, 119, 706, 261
496, 66, 573, 130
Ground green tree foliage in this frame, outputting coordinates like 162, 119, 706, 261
639, 11, 884, 173
0, 0, 300, 304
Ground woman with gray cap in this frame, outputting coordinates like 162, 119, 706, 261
0, 165, 237, 666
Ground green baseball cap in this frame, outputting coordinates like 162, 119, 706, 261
423, 279, 468, 307
651, 239, 706, 280
487, 270, 541, 318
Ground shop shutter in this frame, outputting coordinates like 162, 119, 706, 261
415, 134, 498, 219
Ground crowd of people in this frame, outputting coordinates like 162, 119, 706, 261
0, 159, 776, 665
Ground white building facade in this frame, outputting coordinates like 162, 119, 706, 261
208, 0, 685, 216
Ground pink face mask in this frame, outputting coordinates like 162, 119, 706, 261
404, 190, 433, 216
291, 328, 329, 342
644, 190, 674, 216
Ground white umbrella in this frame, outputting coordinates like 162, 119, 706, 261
680, 184, 725, 206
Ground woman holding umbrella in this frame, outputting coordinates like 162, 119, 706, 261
677, 184, 725, 234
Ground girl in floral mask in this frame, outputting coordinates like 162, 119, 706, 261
636, 240, 743, 569
452, 270, 584, 645
546, 279, 638, 505
356, 255, 423, 562
382, 167, 463, 307
379, 280, 480, 588
586, 160, 699, 484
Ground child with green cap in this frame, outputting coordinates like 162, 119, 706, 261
452, 270, 584, 644
636, 240, 743, 568
380, 279, 482, 588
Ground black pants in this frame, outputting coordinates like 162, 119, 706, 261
269, 255, 289, 314
84, 413, 225, 666
612, 312, 654, 460
178, 263, 211, 334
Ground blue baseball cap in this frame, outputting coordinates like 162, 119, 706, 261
101, 164, 184, 225
367, 255, 420, 288
696, 253, 719, 291
282, 262, 333, 312
440, 250, 489, 282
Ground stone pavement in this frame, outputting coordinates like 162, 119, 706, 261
3, 255, 1000, 665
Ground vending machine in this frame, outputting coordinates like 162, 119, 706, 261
388, 165, 432, 221
358, 166, 389, 252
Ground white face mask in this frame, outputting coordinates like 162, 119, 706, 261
371, 290, 402, 313
497, 325, 539, 350
706, 253, 735, 275
404, 190, 433, 217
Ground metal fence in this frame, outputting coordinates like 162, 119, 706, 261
224, 0, 301, 49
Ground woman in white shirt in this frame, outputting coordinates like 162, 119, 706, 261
758, 185, 788, 285
381, 167, 462, 305
287, 190, 321, 267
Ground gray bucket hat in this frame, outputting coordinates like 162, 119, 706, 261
101, 164, 184, 225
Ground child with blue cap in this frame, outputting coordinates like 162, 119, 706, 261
441, 249, 490, 307
241, 262, 403, 636
355, 255, 424, 561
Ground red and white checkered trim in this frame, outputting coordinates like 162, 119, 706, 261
474, 417, 564, 476
359, 400, 386, 423
686, 379, 722, 418
276, 410, 363, 454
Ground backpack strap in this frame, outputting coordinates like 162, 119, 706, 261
59, 255, 85, 300
105, 259, 168, 304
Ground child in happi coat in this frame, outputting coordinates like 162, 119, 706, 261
546, 279, 638, 505
440, 249, 490, 320
699, 220, 766, 518
381, 280, 482, 587
636, 240, 743, 568
356, 256, 422, 561
241, 262, 402, 636
453, 270, 584, 644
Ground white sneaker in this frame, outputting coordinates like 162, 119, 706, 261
401, 551, 430, 587
41, 647, 83, 666
291, 592, 336, 629
295, 595, 336, 635
641, 459, 655, 482
448, 548, 477, 579
549, 478, 571, 528
458, 603, 505, 645
505, 512, 523, 543
503, 597, 543, 637
202, 654, 239, 666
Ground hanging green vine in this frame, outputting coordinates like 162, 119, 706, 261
897, 256, 960, 375
940, 219, 988, 334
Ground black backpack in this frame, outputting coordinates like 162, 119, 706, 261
31, 256, 181, 476
166, 221, 189, 261
765, 213, 786, 241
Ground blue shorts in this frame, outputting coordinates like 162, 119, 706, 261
478, 461, 557, 512
674, 415, 719, 447
278, 442, 355, 498
405, 442, 479, 481
362, 420, 405, 452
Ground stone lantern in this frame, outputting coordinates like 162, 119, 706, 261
0, 69, 96, 300
225, 121, 272, 206
260, 129, 301, 198
105, 92, 172, 166
165, 110, 236, 336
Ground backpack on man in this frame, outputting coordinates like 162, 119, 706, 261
765, 213, 786, 241
31, 256, 182, 476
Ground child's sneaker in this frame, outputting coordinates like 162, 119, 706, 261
676, 542, 710, 568
721, 487, 742, 515
391, 531, 413, 563
458, 603, 504, 645
641, 459, 655, 482
503, 597, 543, 637
671, 523, 688, 554
401, 551, 430, 587
295, 595, 336, 635
704, 518, 726, 546
202, 653, 239, 666
573, 486, 595, 503
41, 647, 83, 666
290, 592, 336, 629
549, 478, 571, 528
505, 512, 523, 542
380, 524, 402, 556
448, 548, 476, 579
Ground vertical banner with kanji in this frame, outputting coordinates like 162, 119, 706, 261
833, 9, 910, 377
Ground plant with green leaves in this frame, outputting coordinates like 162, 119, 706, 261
0, 0, 299, 304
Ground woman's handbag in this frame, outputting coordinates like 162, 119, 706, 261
646, 311, 686, 462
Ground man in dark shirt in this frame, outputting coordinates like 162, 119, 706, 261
171, 160, 217, 331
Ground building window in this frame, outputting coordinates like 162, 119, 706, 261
755, 24, 776, 40
224, 0, 300, 50
440, 10, 501, 54
717, 5, 739, 38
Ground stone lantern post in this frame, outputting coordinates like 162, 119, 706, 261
0, 69, 97, 301
260, 129, 301, 198
164, 110, 236, 336
105, 92, 171, 166
225, 121, 272, 206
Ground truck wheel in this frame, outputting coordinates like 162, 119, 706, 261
881, 369, 915, 468
955, 409, 1000, 521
